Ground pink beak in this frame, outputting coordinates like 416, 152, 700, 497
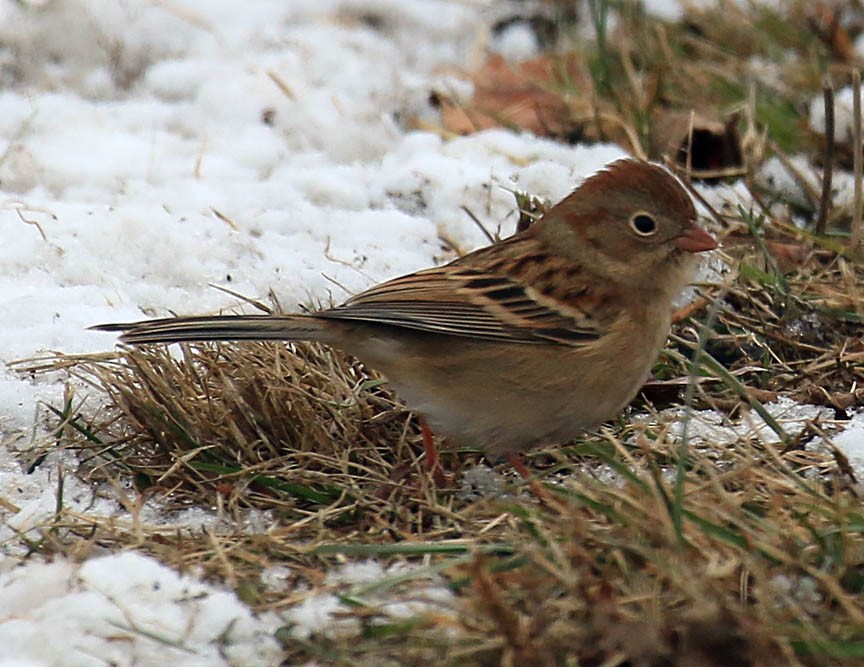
675, 225, 717, 253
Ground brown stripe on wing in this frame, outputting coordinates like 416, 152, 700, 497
318, 241, 606, 346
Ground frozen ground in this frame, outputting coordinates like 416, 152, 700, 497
0, 1, 860, 666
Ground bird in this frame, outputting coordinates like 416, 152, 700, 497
94, 158, 716, 479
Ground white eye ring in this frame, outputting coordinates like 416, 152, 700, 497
629, 212, 658, 236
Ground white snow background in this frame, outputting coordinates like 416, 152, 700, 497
0, 1, 861, 666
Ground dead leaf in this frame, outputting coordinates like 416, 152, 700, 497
764, 241, 811, 273
431, 54, 631, 148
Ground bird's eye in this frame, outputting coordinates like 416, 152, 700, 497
629, 212, 657, 236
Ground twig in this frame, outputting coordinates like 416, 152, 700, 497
683, 166, 746, 180
207, 283, 273, 314
766, 140, 821, 208
267, 69, 296, 100
14, 205, 49, 242
852, 70, 863, 250
460, 205, 496, 243
816, 77, 835, 235
685, 109, 695, 180
209, 206, 239, 230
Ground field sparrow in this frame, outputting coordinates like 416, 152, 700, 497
95, 159, 716, 462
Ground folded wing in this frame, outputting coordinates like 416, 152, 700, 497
319, 264, 604, 346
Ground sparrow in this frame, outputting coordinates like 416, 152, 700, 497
94, 159, 716, 464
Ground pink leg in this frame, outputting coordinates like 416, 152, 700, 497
506, 452, 533, 481
420, 417, 449, 486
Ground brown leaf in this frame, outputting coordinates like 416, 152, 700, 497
436, 54, 577, 136
435, 54, 630, 148
764, 241, 811, 273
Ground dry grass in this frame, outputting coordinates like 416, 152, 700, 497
7, 1, 864, 666
25, 341, 463, 533
10, 238, 864, 665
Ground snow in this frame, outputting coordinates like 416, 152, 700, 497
0, 1, 859, 665
0, 552, 282, 666
810, 85, 862, 144
281, 560, 455, 641
488, 21, 540, 62
667, 397, 834, 447
825, 411, 864, 484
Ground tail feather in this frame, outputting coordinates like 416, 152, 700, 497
91, 314, 327, 345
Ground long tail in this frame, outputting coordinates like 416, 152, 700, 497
91, 314, 328, 345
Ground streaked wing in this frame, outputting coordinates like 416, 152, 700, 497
318, 253, 605, 346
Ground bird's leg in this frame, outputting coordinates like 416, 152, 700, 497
505, 452, 532, 480
419, 417, 450, 486
506, 452, 565, 513
671, 296, 710, 323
